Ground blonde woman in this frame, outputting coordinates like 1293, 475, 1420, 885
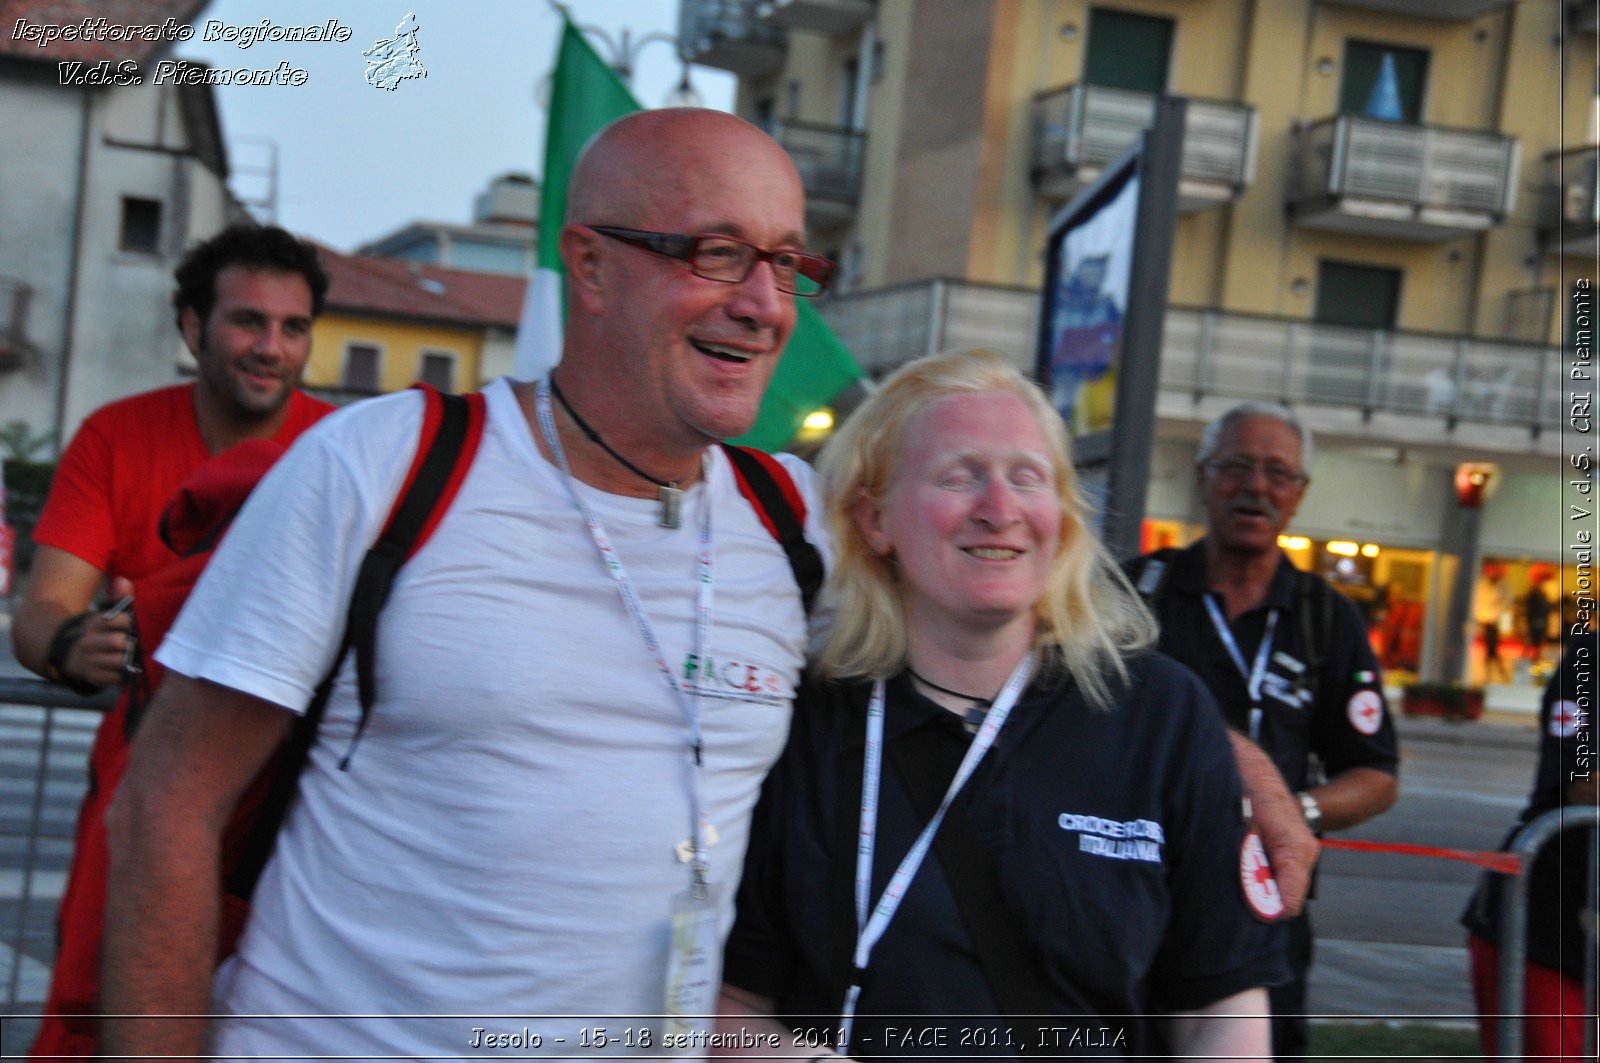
719, 350, 1285, 1060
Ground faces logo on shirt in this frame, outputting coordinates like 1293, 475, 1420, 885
681, 653, 790, 706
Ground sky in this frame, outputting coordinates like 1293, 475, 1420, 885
179, 1, 735, 252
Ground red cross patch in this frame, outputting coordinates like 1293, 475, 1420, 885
1239, 831, 1285, 922
1347, 690, 1383, 736
1550, 700, 1583, 739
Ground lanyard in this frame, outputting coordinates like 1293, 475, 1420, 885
1202, 594, 1278, 743
535, 379, 717, 896
837, 653, 1035, 1055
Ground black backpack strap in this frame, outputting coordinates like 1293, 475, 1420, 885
224, 388, 484, 899
341, 388, 482, 767
886, 724, 1057, 1050
719, 443, 824, 616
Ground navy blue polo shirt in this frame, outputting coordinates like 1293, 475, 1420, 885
1124, 541, 1399, 792
724, 652, 1289, 1059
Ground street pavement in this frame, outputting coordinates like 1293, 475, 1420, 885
1307, 704, 1545, 1030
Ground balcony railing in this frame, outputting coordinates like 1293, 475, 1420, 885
679, 0, 785, 77
756, 0, 873, 36
1289, 115, 1519, 242
1031, 84, 1257, 212
1162, 308, 1560, 434
1539, 147, 1599, 260
816, 279, 1560, 437
772, 121, 865, 230
0, 276, 35, 371
1316, 0, 1517, 18
817, 279, 1039, 376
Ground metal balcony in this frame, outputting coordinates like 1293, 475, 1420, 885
815, 278, 1559, 440
816, 278, 1038, 376
1161, 308, 1560, 436
1541, 148, 1600, 260
1289, 115, 1519, 242
1031, 84, 1257, 213
773, 121, 865, 230
757, 0, 873, 36
0, 277, 35, 372
678, 0, 785, 78
1315, 0, 1518, 17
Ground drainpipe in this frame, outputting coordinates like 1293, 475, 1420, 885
52, 88, 95, 457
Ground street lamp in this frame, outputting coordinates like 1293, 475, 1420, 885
575, 24, 703, 108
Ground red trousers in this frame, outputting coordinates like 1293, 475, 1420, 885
1469, 934, 1596, 1062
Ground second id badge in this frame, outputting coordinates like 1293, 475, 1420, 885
662, 883, 723, 1053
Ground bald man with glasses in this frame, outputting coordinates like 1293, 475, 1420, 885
1124, 402, 1399, 1063
101, 109, 834, 1060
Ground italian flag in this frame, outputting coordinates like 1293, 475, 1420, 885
510, 17, 862, 452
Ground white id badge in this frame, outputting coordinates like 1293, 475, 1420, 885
662, 884, 723, 1052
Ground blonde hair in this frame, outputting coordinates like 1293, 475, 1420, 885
815, 349, 1156, 708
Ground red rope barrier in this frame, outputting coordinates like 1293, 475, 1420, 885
1321, 836, 1523, 875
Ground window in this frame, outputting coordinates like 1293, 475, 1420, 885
840, 56, 859, 129
1309, 261, 1403, 406
1084, 8, 1173, 95
417, 350, 456, 392
753, 96, 776, 135
118, 197, 162, 254
1314, 261, 1402, 330
1338, 42, 1428, 124
342, 342, 382, 393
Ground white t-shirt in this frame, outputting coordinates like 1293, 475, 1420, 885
157, 378, 827, 1058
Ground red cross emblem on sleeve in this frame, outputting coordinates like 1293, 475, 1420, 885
1550, 700, 1582, 739
1239, 831, 1285, 922
1347, 690, 1383, 736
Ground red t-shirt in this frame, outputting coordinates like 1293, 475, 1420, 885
34, 384, 333, 582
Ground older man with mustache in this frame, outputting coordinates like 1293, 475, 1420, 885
1124, 402, 1399, 1063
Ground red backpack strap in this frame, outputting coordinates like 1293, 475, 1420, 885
720, 443, 823, 616
382, 384, 487, 559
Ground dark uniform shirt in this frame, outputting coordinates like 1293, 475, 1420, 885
724, 653, 1289, 1060
1123, 541, 1399, 792
1463, 639, 1599, 980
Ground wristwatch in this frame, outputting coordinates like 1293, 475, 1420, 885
1297, 790, 1323, 834
44, 612, 102, 696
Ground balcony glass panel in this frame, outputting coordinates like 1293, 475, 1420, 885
1293, 116, 1516, 216
776, 122, 864, 207
819, 281, 1557, 435
1031, 85, 1255, 192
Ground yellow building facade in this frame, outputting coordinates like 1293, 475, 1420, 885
306, 314, 482, 397
685, 0, 1597, 685
302, 245, 525, 402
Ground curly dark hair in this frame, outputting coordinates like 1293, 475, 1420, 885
172, 223, 329, 327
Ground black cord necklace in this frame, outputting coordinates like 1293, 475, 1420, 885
907, 667, 993, 735
549, 375, 683, 528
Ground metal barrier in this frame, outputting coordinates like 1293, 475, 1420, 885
0, 678, 112, 1021
1495, 805, 1600, 1061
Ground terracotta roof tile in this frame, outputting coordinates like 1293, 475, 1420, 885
1, 0, 207, 63
318, 245, 527, 331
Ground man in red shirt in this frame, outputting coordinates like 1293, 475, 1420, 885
15, 224, 334, 1059
15, 224, 333, 692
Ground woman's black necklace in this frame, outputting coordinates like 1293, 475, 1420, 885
907, 667, 992, 734
549, 376, 683, 528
